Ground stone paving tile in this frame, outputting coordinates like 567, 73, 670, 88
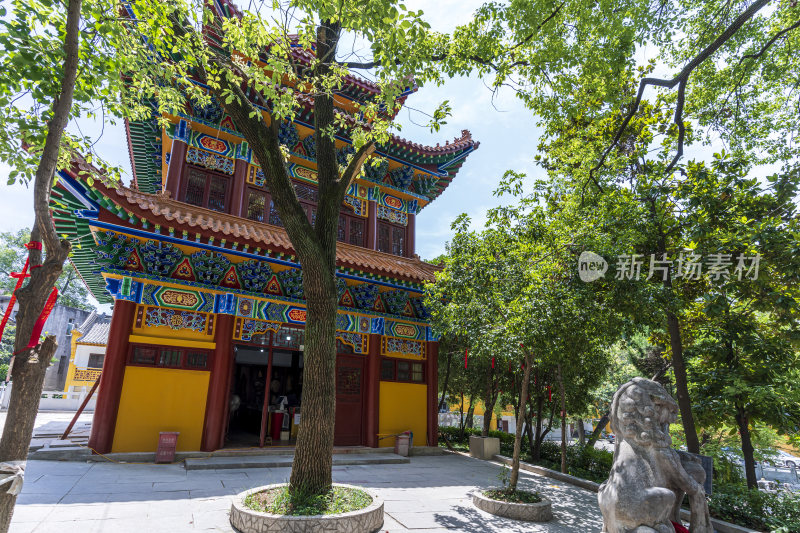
10, 453, 604, 532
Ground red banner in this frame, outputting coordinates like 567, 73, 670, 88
0, 241, 40, 340
21, 287, 58, 352
464, 347, 468, 369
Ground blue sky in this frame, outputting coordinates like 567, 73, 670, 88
0, 0, 543, 263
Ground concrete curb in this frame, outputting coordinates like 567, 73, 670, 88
492, 455, 763, 533
230, 483, 384, 533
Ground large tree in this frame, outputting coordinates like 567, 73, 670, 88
0, 0, 128, 524
107, 0, 466, 496
679, 155, 800, 488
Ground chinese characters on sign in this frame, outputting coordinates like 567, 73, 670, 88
578, 251, 760, 282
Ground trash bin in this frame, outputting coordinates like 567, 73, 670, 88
394, 431, 412, 457
156, 432, 179, 463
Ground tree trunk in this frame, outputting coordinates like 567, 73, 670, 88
558, 364, 567, 474
288, 263, 338, 494
465, 404, 475, 429
735, 407, 757, 489
438, 350, 453, 411
667, 312, 700, 454
0, 0, 80, 527
587, 411, 609, 447
210, 17, 374, 497
458, 392, 465, 436
509, 351, 533, 491
524, 408, 534, 458
533, 394, 545, 460
481, 367, 498, 436
577, 419, 586, 446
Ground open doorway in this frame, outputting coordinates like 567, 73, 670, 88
225, 325, 305, 447
227, 346, 269, 447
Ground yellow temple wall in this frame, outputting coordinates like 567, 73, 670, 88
378, 381, 427, 448
112, 366, 209, 452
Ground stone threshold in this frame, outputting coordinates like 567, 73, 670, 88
491, 454, 762, 533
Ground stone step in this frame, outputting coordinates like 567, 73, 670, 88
184, 452, 410, 470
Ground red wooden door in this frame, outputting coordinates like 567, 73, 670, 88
334, 355, 365, 446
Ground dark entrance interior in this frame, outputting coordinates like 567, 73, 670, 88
225, 329, 367, 448
226, 325, 305, 447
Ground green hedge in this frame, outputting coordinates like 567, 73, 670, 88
438, 426, 516, 446
709, 483, 800, 532
531, 441, 613, 484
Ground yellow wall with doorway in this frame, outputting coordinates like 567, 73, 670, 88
378, 381, 427, 447
112, 366, 210, 452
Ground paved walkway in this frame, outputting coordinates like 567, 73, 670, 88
10, 454, 602, 532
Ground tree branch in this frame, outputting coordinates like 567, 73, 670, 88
337, 2, 566, 70
336, 141, 375, 200
589, 0, 771, 183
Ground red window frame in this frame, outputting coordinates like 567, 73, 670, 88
128, 343, 212, 371
181, 165, 232, 213
338, 213, 365, 247
379, 357, 425, 383
377, 221, 406, 256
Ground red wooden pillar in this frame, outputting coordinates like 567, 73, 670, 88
165, 137, 188, 200
364, 333, 382, 447
426, 341, 439, 446
201, 314, 234, 451
367, 200, 377, 250
407, 213, 416, 258
88, 299, 135, 454
230, 158, 248, 218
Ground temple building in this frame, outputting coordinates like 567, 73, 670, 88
50, 27, 477, 455
63, 312, 111, 393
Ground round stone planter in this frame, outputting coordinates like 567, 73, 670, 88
230, 483, 384, 533
472, 489, 553, 522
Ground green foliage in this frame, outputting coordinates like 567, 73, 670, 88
438, 425, 516, 446
483, 488, 541, 504
0, 0, 125, 184
0, 229, 94, 311
709, 483, 800, 533
534, 442, 614, 484
243, 485, 372, 516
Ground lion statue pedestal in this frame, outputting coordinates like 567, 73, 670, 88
598, 378, 713, 533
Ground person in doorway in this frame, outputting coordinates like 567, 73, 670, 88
269, 378, 281, 407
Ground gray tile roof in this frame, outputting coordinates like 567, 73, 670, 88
76, 313, 111, 345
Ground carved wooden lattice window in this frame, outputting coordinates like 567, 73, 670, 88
129, 344, 211, 370
377, 222, 405, 256
338, 214, 365, 247
380, 358, 424, 383
182, 167, 230, 213
246, 189, 267, 222
269, 200, 282, 226
208, 176, 227, 212
184, 170, 206, 207
336, 366, 361, 395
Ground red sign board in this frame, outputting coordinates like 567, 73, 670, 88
155, 432, 179, 463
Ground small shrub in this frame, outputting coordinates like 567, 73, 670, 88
244, 485, 372, 516
483, 489, 542, 504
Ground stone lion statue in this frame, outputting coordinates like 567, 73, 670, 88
598, 378, 712, 533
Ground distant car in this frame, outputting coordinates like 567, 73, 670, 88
606, 434, 615, 443
773, 450, 800, 468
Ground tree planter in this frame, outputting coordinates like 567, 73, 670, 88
230, 483, 384, 533
469, 436, 500, 460
472, 490, 553, 522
